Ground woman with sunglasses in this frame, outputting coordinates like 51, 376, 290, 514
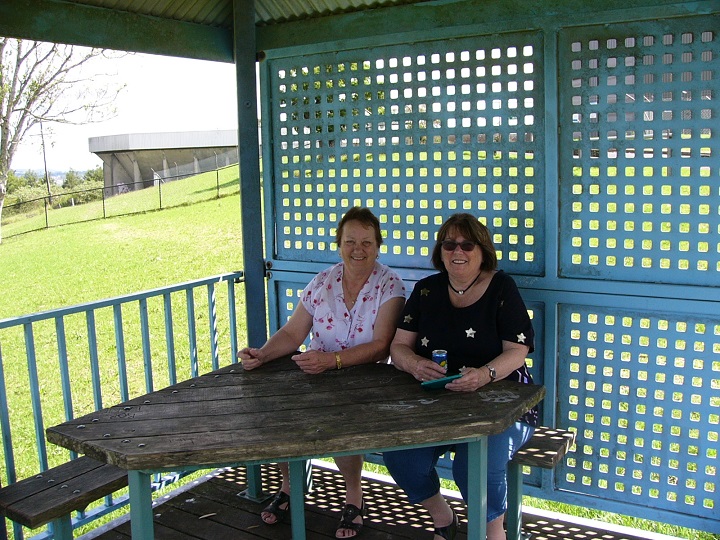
384, 213, 537, 540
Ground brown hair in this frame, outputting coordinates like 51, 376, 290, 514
430, 213, 497, 272
336, 207, 383, 246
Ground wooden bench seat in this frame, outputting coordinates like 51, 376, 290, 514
0, 456, 128, 540
506, 426, 576, 540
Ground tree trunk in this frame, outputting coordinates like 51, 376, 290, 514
0, 179, 6, 243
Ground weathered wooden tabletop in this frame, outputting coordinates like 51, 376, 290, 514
47, 356, 545, 472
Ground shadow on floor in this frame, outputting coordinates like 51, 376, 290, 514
88, 463, 673, 540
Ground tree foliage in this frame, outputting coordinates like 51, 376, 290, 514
84, 166, 103, 184
62, 168, 83, 189
0, 38, 124, 242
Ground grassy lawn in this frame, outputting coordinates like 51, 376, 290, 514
1, 171, 243, 318
0, 180, 715, 539
0, 178, 248, 538
1, 165, 240, 241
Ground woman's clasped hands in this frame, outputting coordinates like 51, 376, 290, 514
414, 358, 489, 392
413, 357, 447, 383
291, 349, 333, 374
237, 347, 265, 370
239, 346, 334, 375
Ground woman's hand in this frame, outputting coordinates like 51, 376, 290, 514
291, 350, 333, 374
411, 357, 447, 382
445, 367, 489, 392
238, 347, 266, 371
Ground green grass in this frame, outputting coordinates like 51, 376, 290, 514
1, 185, 716, 540
0, 180, 248, 538
1, 178, 243, 318
0, 193, 248, 452
1, 165, 240, 240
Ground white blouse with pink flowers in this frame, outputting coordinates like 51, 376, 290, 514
300, 261, 406, 354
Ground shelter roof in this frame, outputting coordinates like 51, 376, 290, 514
62, 0, 435, 27
1, 0, 439, 62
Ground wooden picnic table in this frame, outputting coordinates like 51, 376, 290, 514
47, 355, 544, 539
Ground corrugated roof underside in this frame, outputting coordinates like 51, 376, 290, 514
62, 0, 432, 28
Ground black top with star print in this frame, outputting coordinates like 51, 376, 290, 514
396, 270, 538, 425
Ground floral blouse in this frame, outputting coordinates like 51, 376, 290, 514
300, 261, 406, 354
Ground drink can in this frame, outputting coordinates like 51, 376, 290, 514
432, 349, 447, 369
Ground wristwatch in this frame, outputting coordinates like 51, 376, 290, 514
485, 364, 497, 382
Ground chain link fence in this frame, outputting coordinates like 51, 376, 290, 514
2, 164, 240, 240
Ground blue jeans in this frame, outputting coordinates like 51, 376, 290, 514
383, 422, 535, 522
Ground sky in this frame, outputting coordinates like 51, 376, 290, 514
12, 52, 239, 173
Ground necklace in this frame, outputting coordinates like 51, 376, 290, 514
342, 274, 364, 307
448, 272, 483, 295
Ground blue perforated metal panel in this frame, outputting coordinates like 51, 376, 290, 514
260, 9, 720, 533
559, 18, 719, 285
558, 301, 718, 522
265, 31, 545, 274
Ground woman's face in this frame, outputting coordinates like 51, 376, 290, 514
440, 228, 483, 278
339, 220, 379, 273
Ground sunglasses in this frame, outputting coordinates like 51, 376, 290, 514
441, 240, 477, 252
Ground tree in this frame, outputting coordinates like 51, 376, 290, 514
21, 169, 44, 188
4, 169, 21, 192
0, 38, 124, 242
62, 168, 82, 190
83, 166, 103, 184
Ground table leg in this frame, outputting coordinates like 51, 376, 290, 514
506, 461, 523, 540
239, 464, 269, 502
466, 438, 488, 540
288, 460, 307, 539
128, 470, 154, 539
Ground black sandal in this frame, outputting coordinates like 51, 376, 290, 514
335, 501, 364, 538
434, 509, 458, 540
261, 490, 290, 525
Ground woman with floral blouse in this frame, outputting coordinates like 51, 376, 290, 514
238, 206, 406, 538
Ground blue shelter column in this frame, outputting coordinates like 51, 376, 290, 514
234, 0, 267, 500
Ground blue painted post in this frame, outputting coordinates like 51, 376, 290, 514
24, 323, 49, 471
233, 0, 267, 500
112, 305, 130, 401
163, 293, 177, 385
50, 515, 74, 540
186, 290, 199, 378
128, 470, 154, 539
466, 438, 488, 540
227, 279, 239, 362
139, 299, 153, 392
506, 461, 524, 540
207, 283, 219, 370
85, 310, 103, 409
289, 460, 308, 539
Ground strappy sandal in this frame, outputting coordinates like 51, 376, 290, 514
434, 509, 458, 540
261, 490, 290, 525
335, 501, 365, 538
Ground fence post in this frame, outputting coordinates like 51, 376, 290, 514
44, 197, 49, 229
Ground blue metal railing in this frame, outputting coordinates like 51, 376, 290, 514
0, 271, 244, 539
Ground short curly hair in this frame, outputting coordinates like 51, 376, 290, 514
335, 207, 383, 246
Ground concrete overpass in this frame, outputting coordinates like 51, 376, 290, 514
89, 130, 239, 194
